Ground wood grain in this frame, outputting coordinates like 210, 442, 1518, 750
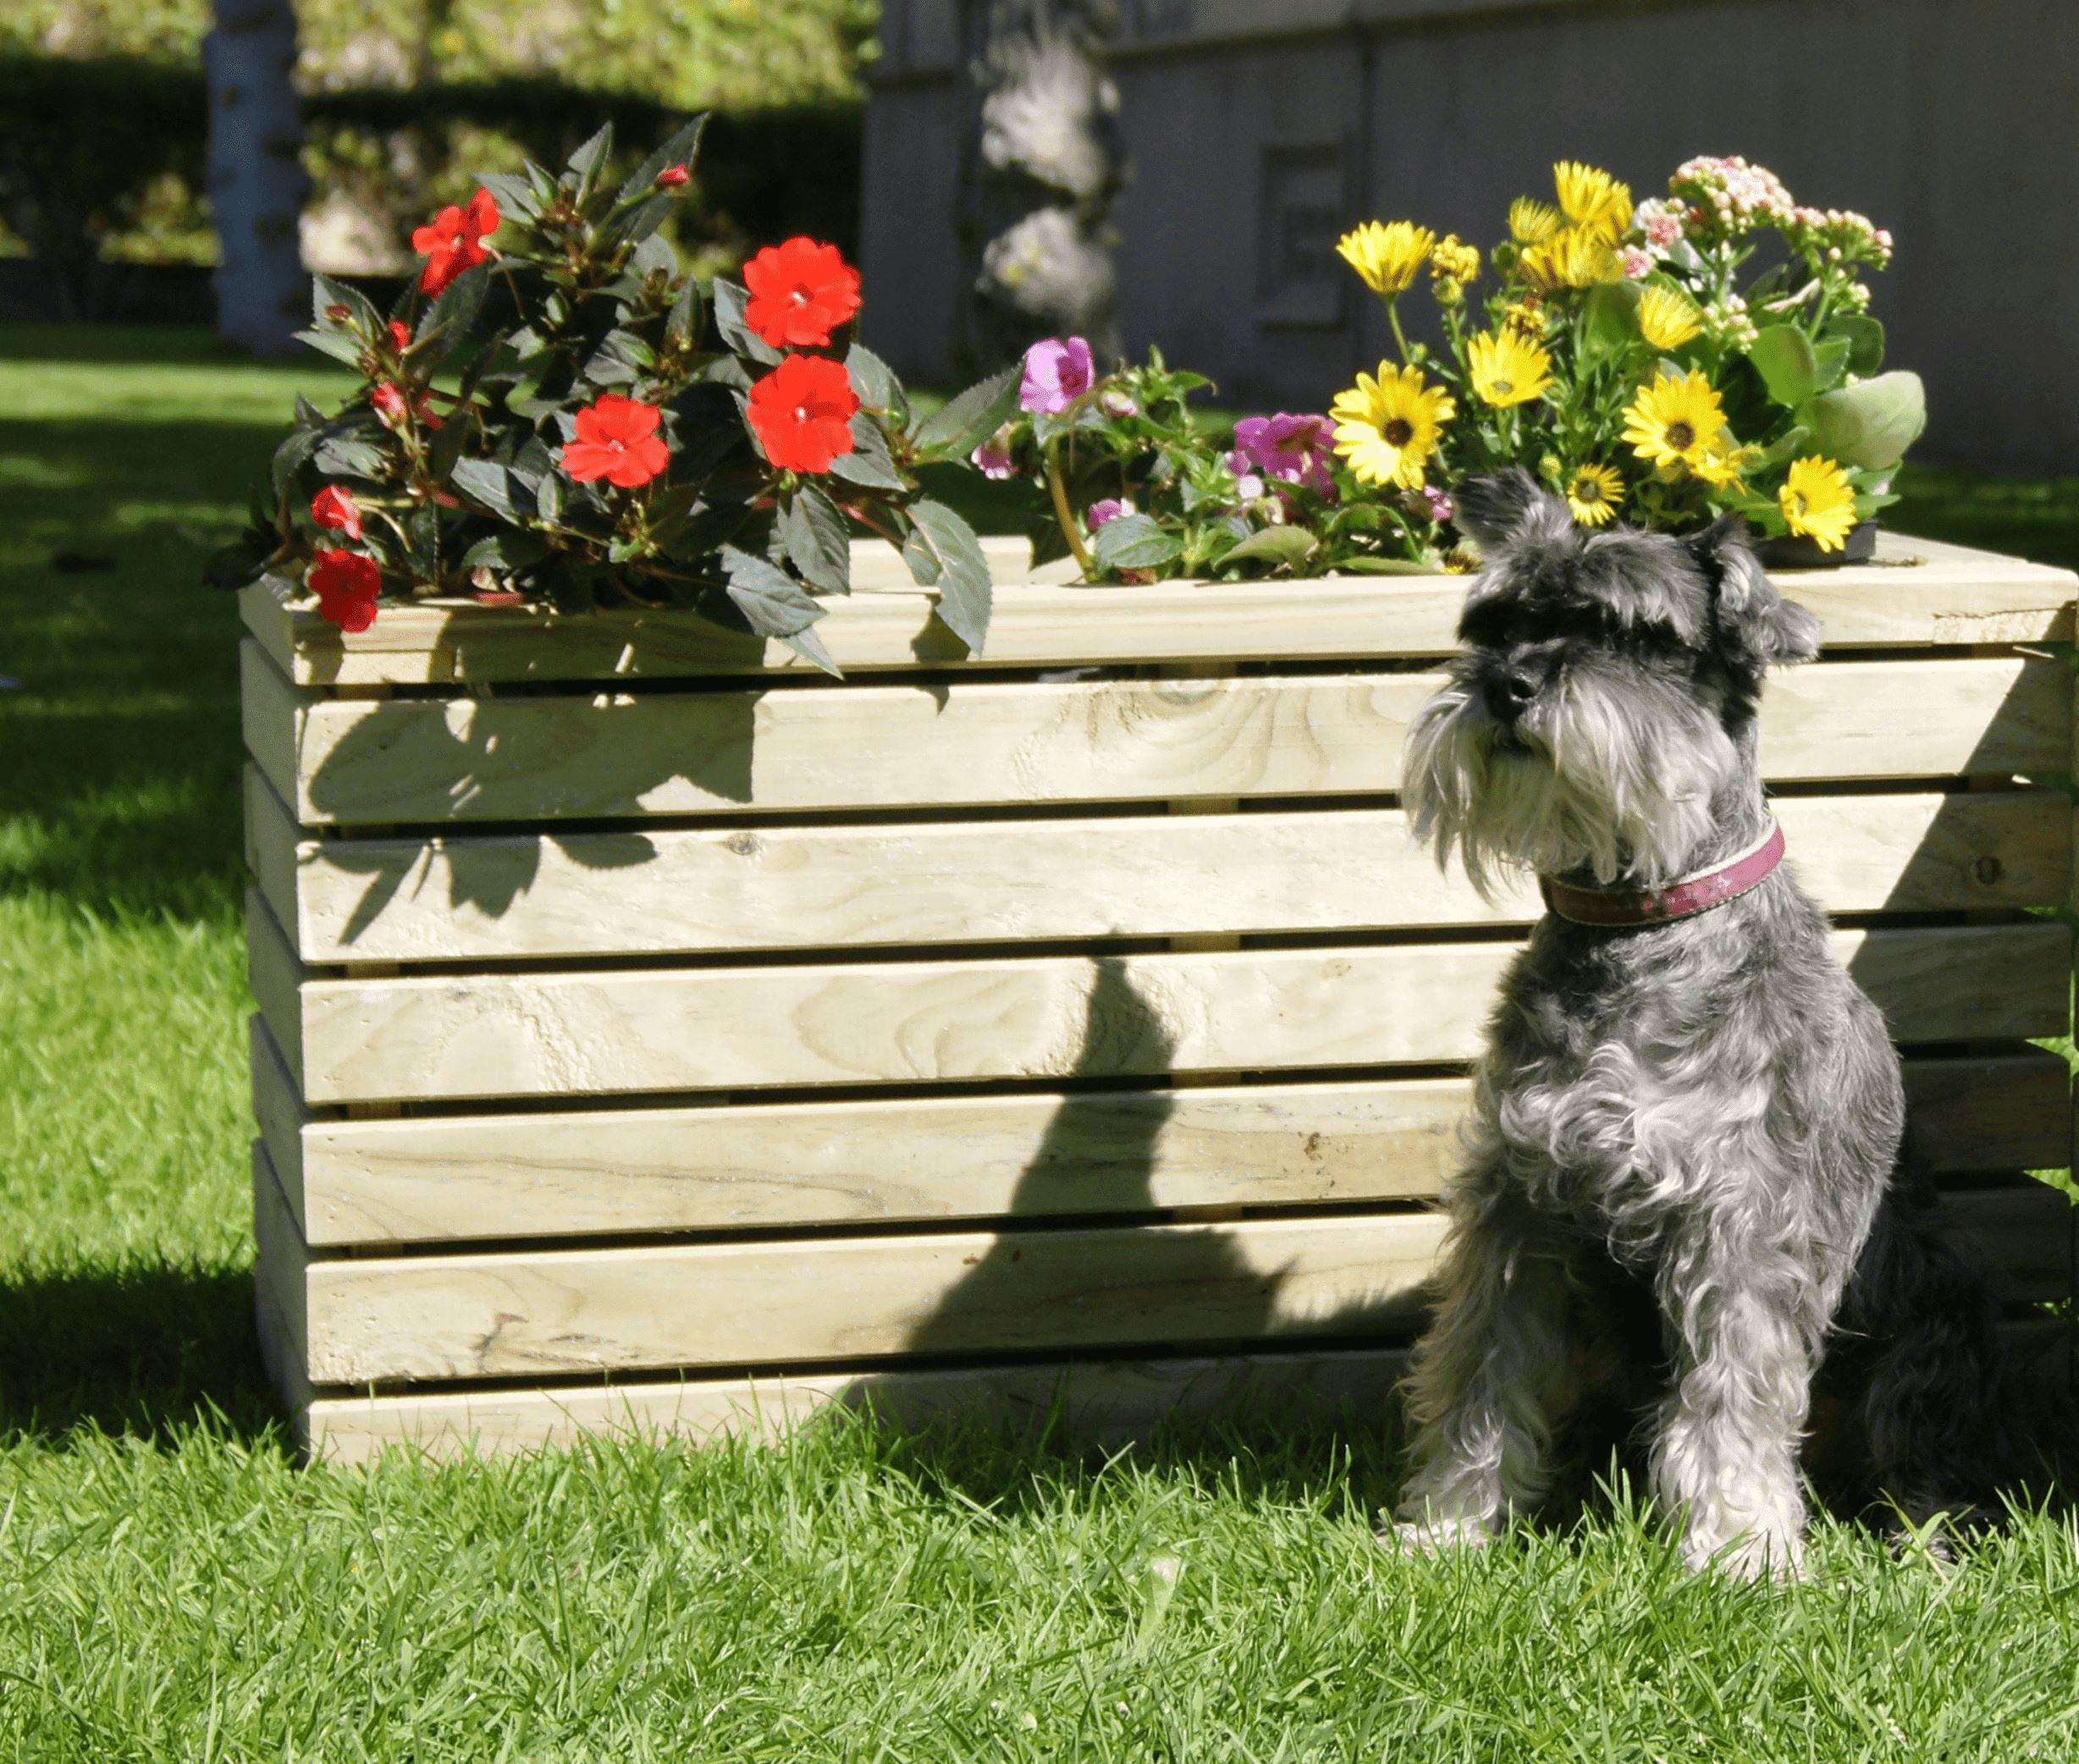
295, 1343, 1420, 1463
257, 782, 2071, 963
248, 902, 2069, 1105
242, 533, 2079, 687
245, 643, 2074, 828
248, 1017, 2066, 1246
288, 1209, 1453, 1383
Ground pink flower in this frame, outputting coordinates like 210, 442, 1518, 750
1422, 487, 1454, 523
1621, 246, 1653, 279
1020, 336, 1094, 414
1227, 413, 1336, 499
1086, 497, 1132, 527
970, 428, 1018, 480
1099, 388, 1138, 419
1232, 471, 1266, 503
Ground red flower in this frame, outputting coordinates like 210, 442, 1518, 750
653, 163, 690, 190
742, 236, 862, 349
559, 394, 671, 488
410, 188, 499, 295
746, 353, 858, 474
310, 485, 362, 539
387, 321, 412, 353
308, 548, 381, 633
370, 381, 407, 423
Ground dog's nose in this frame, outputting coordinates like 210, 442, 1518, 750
1483, 669, 1537, 723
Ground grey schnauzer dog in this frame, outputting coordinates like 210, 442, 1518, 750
1392, 469, 2007, 1576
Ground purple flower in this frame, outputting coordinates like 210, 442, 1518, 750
1020, 336, 1095, 414
970, 427, 1018, 480
1232, 471, 1266, 504
1099, 388, 1138, 419
1227, 412, 1336, 499
1422, 486, 1454, 522
1086, 497, 1132, 528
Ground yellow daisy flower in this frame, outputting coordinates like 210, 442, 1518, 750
1621, 371, 1727, 470
1336, 221, 1436, 296
1502, 299, 1546, 341
1465, 328, 1553, 408
1331, 362, 1455, 490
1778, 455, 1859, 552
1508, 197, 1562, 245
1430, 234, 1481, 284
1637, 285, 1703, 351
1566, 463, 1624, 527
1693, 441, 1762, 492
1518, 227, 1620, 294
1552, 160, 1634, 244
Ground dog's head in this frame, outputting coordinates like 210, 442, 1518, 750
1404, 467, 1820, 896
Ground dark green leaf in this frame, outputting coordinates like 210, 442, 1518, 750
846, 344, 906, 420
912, 365, 1020, 459
1831, 314, 1886, 378
451, 457, 519, 521
598, 192, 677, 256
903, 499, 993, 652
615, 114, 709, 207
828, 413, 904, 491
270, 426, 323, 499
415, 262, 490, 365
775, 483, 852, 594
1580, 279, 1642, 358
564, 123, 614, 196
1811, 335, 1851, 393
312, 433, 387, 478
1091, 513, 1183, 573
462, 531, 553, 572
293, 328, 366, 368
710, 278, 782, 365
719, 543, 833, 671
665, 274, 706, 348
476, 172, 540, 223
1221, 526, 1315, 571
312, 273, 379, 339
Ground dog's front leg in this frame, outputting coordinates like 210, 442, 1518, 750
1650, 1230, 1823, 1579
1390, 1177, 1572, 1552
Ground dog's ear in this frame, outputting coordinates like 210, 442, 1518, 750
1687, 514, 1822, 669
1451, 468, 1564, 549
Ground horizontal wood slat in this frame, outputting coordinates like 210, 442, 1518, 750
291, 1322, 2074, 1464
246, 890, 2070, 1105
248, 1011, 2067, 1246
242, 532, 2079, 686
243, 642, 2074, 828
248, 769, 2071, 964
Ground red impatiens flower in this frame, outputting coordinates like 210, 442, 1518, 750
746, 353, 858, 475
387, 320, 412, 353
742, 236, 862, 349
370, 381, 407, 422
410, 187, 499, 295
308, 548, 381, 633
558, 394, 671, 488
310, 485, 362, 539
653, 163, 691, 190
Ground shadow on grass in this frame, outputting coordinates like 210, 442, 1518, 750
0, 1259, 279, 1447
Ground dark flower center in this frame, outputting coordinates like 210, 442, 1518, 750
1665, 420, 1696, 451
1381, 418, 1414, 448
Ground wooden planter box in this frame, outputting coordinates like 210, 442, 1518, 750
241, 533, 2079, 1461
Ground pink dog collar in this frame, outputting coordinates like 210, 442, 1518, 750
1540, 822, 1785, 928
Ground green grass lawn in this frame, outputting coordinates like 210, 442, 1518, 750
3, 323, 2078, 1760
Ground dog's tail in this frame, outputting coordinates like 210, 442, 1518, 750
1834, 1134, 2071, 1525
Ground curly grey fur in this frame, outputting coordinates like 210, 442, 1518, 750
1392, 471, 2009, 1577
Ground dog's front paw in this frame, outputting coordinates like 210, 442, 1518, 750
1380, 1511, 1497, 1556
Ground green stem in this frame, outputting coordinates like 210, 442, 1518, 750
1045, 438, 1095, 577
1387, 298, 1414, 367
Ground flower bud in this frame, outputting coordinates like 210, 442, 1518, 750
1099, 388, 1138, 419
654, 164, 691, 190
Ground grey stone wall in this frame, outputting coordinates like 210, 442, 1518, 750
863, 0, 2077, 471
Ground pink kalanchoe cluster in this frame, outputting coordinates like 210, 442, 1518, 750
1227, 413, 1336, 500
1633, 197, 1687, 255
1620, 246, 1654, 280
1667, 154, 1796, 242
1020, 336, 1095, 414
1784, 205, 1894, 269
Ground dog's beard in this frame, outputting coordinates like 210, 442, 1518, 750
1403, 670, 1738, 899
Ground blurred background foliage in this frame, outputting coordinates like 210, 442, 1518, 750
0, 0, 881, 314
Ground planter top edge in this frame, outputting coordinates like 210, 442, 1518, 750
245, 530, 2079, 690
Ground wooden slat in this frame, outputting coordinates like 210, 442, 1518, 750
291, 1320, 2071, 1464
288, 1209, 1452, 1384
295, 1344, 1420, 1464
251, 1139, 311, 1406
245, 882, 306, 1081
258, 781, 2071, 963
242, 532, 2079, 686
249, 898, 2068, 1105
250, 1017, 2066, 1246
244, 640, 2073, 828
1939, 1184, 2076, 1305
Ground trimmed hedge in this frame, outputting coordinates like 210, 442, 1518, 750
0, 57, 863, 317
